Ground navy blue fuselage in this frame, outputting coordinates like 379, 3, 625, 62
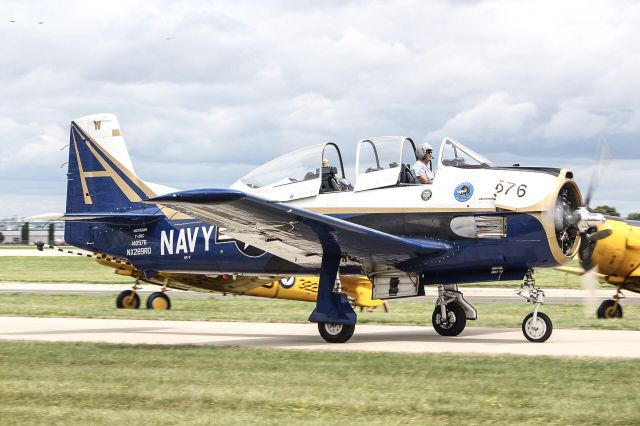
64, 119, 555, 286
65, 210, 552, 285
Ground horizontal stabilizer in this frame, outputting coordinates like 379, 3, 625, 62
148, 188, 451, 268
29, 211, 163, 225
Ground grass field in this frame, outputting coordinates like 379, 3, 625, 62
0, 256, 132, 283
1, 252, 638, 425
0, 292, 637, 330
0, 341, 638, 425
0, 255, 602, 289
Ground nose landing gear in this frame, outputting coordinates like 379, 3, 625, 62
517, 269, 553, 342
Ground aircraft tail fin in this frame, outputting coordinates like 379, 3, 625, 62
65, 113, 157, 214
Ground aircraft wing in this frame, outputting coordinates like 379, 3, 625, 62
149, 189, 450, 268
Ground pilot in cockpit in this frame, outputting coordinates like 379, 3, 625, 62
411, 142, 435, 184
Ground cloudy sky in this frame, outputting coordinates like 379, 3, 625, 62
1, 0, 639, 217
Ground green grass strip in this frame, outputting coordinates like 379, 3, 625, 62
0, 255, 606, 289
0, 341, 638, 425
0, 257, 132, 283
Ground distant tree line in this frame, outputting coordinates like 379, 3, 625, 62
590, 205, 640, 220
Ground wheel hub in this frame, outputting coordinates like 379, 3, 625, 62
324, 323, 343, 336
152, 297, 168, 310
525, 317, 547, 339
124, 296, 136, 308
436, 311, 456, 329
604, 305, 618, 318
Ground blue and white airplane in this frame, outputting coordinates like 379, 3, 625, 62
43, 113, 605, 343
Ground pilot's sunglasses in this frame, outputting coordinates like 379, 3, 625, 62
426, 150, 433, 154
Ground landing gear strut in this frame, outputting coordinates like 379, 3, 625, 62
517, 269, 553, 342
310, 253, 357, 343
431, 285, 477, 337
597, 287, 624, 319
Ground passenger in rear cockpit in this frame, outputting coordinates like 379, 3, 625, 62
411, 142, 435, 184
320, 159, 340, 192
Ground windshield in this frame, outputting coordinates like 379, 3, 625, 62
440, 139, 494, 168
239, 144, 325, 189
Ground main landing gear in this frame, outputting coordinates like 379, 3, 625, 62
310, 253, 358, 343
597, 286, 624, 319
116, 281, 172, 310
517, 269, 553, 342
318, 323, 356, 343
431, 284, 477, 336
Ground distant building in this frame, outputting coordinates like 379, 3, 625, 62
0, 218, 65, 244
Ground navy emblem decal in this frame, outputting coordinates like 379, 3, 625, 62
454, 182, 474, 202
421, 189, 432, 201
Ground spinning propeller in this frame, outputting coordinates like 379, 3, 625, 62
553, 141, 610, 258
577, 141, 612, 270
574, 141, 612, 314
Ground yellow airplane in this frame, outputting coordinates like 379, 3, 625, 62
556, 217, 640, 318
88, 251, 388, 312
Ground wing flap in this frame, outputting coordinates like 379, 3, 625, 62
148, 188, 450, 268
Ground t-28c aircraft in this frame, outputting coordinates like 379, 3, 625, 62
46, 113, 605, 343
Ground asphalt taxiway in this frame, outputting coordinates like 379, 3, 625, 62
1, 316, 639, 358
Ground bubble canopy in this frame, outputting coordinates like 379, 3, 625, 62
231, 137, 496, 200
232, 143, 346, 200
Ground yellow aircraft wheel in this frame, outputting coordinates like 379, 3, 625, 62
146, 292, 171, 310
597, 299, 622, 319
116, 290, 140, 309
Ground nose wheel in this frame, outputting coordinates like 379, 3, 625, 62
522, 311, 553, 342
517, 269, 553, 343
517, 269, 553, 342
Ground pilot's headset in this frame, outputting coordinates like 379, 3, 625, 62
415, 142, 434, 171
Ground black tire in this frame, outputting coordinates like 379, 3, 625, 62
317, 322, 355, 343
522, 312, 553, 342
432, 302, 467, 336
597, 299, 622, 319
146, 292, 171, 310
116, 290, 140, 309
